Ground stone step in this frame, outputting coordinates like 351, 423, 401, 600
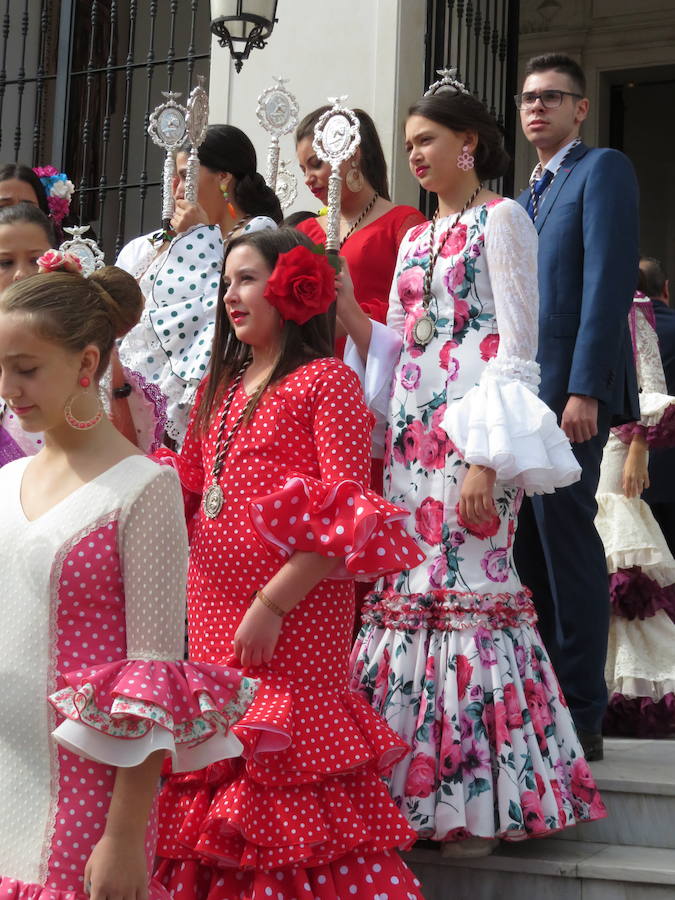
551, 738, 675, 849
405, 839, 675, 900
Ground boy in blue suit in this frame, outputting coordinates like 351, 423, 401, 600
514, 53, 639, 759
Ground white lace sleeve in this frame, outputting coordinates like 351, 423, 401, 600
119, 466, 188, 660
484, 199, 541, 389
630, 300, 675, 435
343, 236, 410, 456
635, 301, 668, 396
440, 200, 581, 494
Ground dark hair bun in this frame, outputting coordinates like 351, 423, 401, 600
89, 266, 144, 339
234, 172, 282, 224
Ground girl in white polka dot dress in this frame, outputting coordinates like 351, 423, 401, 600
0, 259, 256, 900
117, 126, 282, 447
153, 228, 427, 899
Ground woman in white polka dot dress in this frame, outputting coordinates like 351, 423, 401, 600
0, 259, 256, 900
117, 126, 282, 447
153, 228, 427, 899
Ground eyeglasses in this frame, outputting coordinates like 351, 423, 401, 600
514, 90, 582, 110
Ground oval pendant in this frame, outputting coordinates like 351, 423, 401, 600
413, 314, 435, 346
203, 482, 224, 519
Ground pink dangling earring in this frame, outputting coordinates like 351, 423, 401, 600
457, 144, 475, 172
64, 377, 105, 431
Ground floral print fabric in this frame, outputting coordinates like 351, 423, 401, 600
350, 200, 606, 841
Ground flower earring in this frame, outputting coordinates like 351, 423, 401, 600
457, 144, 475, 171
64, 376, 105, 430
346, 159, 364, 193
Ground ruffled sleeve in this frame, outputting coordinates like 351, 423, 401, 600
441, 200, 581, 494
249, 474, 425, 579
49, 466, 256, 771
249, 361, 425, 579
614, 299, 675, 448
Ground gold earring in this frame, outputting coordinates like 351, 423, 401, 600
346, 159, 364, 193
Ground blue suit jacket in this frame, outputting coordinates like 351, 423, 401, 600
517, 143, 640, 423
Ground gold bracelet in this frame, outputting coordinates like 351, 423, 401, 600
253, 589, 286, 618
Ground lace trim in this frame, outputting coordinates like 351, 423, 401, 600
51, 676, 257, 745
125, 367, 168, 452
485, 355, 541, 391
362, 587, 538, 631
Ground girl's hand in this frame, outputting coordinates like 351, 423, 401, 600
459, 464, 497, 525
622, 440, 649, 498
233, 599, 283, 667
170, 199, 210, 234
84, 832, 148, 900
335, 258, 359, 317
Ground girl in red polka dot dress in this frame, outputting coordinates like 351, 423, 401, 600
154, 228, 427, 900
0, 260, 255, 900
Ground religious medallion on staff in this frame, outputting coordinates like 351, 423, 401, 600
312, 97, 361, 254
256, 76, 299, 195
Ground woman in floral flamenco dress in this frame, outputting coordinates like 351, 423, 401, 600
0, 258, 255, 900
154, 227, 428, 898
339, 75, 606, 856
596, 292, 675, 736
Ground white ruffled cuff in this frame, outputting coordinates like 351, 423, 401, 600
441, 358, 581, 495
344, 320, 402, 458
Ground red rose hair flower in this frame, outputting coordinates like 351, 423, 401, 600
37, 249, 83, 275
263, 245, 335, 326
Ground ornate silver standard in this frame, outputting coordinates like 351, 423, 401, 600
59, 225, 105, 276
312, 97, 361, 254
147, 91, 189, 229
256, 76, 299, 192
274, 159, 298, 210
184, 76, 210, 204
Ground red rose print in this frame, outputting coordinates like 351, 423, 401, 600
456, 503, 501, 539
439, 340, 457, 371
570, 757, 599, 806
452, 297, 470, 333
520, 789, 548, 834
415, 497, 445, 545
398, 266, 425, 312
455, 653, 473, 700
439, 223, 468, 258
445, 259, 466, 294
502, 681, 523, 728
394, 419, 425, 464
404, 753, 436, 798
419, 427, 448, 469
479, 333, 500, 361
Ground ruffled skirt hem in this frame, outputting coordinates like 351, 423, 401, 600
604, 691, 675, 738
349, 613, 607, 842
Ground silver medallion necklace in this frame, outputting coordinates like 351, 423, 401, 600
202, 360, 256, 519
414, 182, 484, 347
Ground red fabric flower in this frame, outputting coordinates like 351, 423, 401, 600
37, 249, 83, 274
263, 245, 335, 325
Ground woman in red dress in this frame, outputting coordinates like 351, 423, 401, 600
294, 107, 426, 358
155, 226, 427, 899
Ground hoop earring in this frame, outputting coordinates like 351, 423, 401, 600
457, 145, 475, 171
64, 389, 105, 431
346, 159, 364, 193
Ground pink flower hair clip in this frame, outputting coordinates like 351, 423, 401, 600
37, 249, 84, 275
